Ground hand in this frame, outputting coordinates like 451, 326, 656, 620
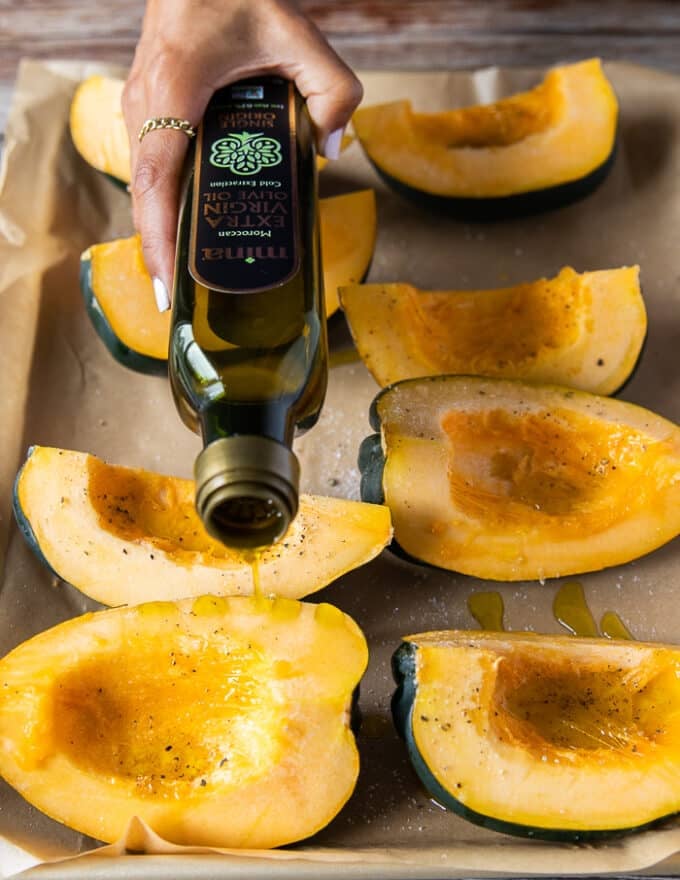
122, 0, 363, 311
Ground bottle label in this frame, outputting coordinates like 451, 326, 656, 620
190, 79, 300, 293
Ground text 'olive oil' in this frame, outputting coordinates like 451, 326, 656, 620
169, 78, 327, 549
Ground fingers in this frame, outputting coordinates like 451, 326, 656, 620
273, 12, 364, 156
196, 4, 363, 157
121, 1, 363, 311
131, 133, 186, 310
122, 52, 213, 308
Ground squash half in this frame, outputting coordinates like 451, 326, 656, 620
0, 594, 367, 847
341, 266, 646, 395
392, 630, 680, 840
14, 446, 392, 605
360, 376, 680, 581
70, 75, 352, 185
80, 190, 376, 373
353, 59, 618, 218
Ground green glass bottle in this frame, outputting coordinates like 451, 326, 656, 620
169, 77, 327, 549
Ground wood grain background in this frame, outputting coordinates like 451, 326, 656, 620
2, 0, 680, 132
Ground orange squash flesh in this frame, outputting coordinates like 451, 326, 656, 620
70, 75, 353, 184
81, 189, 376, 366
340, 266, 646, 395
69, 76, 130, 185
393, 631, 680, 838
14, 446, 392, 606
352, 59, 618, 215
320, 190, 376, 316
364, 376, 680, 581
0, 595, 367, 847
82, 237, 171, 361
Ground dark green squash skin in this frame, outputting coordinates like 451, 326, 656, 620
360, 378, 455, 569
79, 255, 167, 377
369, 141, 617, 221
359, 431, 445, 570
358, 433, 385, 506
103, 172, 129, 192
391, 640, 669, 842
12, 450, 62, 581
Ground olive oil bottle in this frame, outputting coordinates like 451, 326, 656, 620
169, 78, 327, 548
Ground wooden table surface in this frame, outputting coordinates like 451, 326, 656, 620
1, 0, 680, 134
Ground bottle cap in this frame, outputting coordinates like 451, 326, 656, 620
194, 436, 299, 549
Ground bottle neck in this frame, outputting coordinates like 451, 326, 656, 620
194, 435, 300, 549
199, 402, 295, 448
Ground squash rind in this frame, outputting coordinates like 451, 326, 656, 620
14, 446, 392, 605
102, 173, 129, 192
11, 452, 60, 581
358, 434, 385, 505
0, 596, 368, 847
392, 632, 680, 840
369, 148, 616, 221
362, 375, 680, 581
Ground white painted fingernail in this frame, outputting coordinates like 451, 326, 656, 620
323, 128, 344, 161
152, 276, 171, 312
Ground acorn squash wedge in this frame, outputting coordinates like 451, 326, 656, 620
80, 236, 170, 375
392, 630, 680, 840
14, 446, 392, 605
0, 594, 367, 847
360, 376, 680, 581
341, 266, 645, 395
69, 75, 130, 188
70, 75, 352, 186
80, 190, 376, 372
353, 59, 618, 219
320, 190, 376, 316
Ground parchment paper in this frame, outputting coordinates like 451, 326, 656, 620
1, 57, 680, 879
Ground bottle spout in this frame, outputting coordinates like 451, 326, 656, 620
194, 436, 299, 549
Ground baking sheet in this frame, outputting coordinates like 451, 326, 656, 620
1, 57, 680, 879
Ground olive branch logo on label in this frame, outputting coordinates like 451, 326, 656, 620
210, 132, 283, 175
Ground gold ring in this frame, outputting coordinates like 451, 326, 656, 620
138, 117, 197, 143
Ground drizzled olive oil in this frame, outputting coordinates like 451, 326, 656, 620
244, 549, 263, 598
553, 581, 634, 639
599, 610, 633, 640
467, 591, 505, 631
467, 584, 634, 639
169, 78, 327, 549
552, 581, 599, 637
